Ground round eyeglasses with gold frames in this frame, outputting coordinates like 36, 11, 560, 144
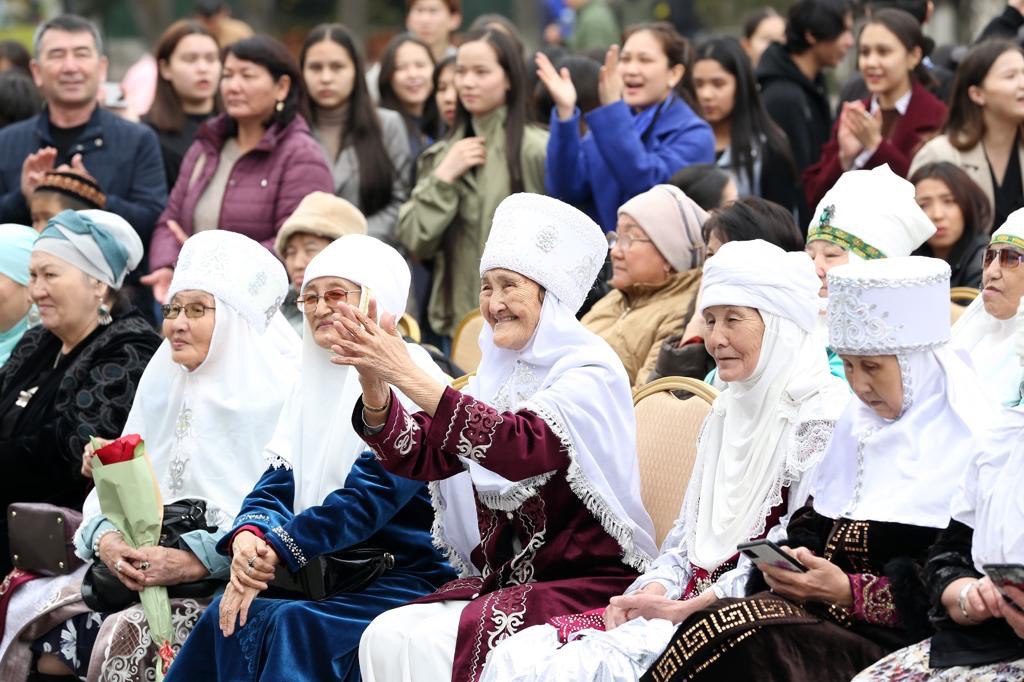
161, 302, 216, 319
297, 288, 361, 313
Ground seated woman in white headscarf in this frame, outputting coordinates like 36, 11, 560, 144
640, 256, 995, 682
479, 240, 851, 682
803, 164, 936, 372
164, 234, 455, 682
332, 193, 658, 682
854, 298, 1024, 680
952, 207, 1024, 407
0, 230, 299, 681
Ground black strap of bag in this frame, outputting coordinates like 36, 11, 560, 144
81, 499, 221, 612
268, 547, 395, 601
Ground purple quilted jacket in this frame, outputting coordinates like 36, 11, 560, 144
149, 113, 333, 270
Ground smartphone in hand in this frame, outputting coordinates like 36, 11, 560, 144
737, 540, 808, 573
983, 563, 1024, 613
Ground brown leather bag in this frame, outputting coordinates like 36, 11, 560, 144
7, 503, 84, 576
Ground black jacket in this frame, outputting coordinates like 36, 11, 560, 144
915, 232, 988, 289
757, 43, 833, 226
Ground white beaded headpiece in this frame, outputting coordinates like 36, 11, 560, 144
169, 230, 289, 333
827, 256, 951, 355
480, 193, 606, 314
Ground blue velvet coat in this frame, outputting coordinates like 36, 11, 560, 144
544, 96, 715, 231
166, 452, 454, 681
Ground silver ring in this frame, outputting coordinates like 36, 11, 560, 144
115, 559, 123, 573
245, 565, 254, 577
246, 555, 257, 568
140, 561, 151, 570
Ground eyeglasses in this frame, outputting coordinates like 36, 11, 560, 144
607, 232, 653, 252
161, 302, 215, 320
983, 248, 1024, 269
297, 288, 361, 313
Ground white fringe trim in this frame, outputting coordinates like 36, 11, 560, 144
477, 471, 557, 511
428, 480, 476, 578
522, 399, 652, 573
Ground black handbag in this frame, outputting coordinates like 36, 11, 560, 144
81, 499, 222, 612
268, 547, 394, 601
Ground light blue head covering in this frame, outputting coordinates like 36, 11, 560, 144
0, 224, 38, 367
33, 209, 143, 288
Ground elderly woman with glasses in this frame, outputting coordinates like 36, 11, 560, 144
0, 210, 160, 577
164, 234, 454, 682
952, 207, 1024, 406
581, 185, 707, 390
0, 231, 300, 681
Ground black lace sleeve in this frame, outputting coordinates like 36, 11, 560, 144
925, 520, 978, 624
745, 504, 833, 596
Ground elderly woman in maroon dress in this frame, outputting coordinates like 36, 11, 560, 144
327, 192, 658, 682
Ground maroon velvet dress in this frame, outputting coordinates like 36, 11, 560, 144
356, 386, 642, 682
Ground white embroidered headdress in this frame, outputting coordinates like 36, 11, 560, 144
170, 230, 289, 332
827, 256, 951, 356
479, 193, 606, 314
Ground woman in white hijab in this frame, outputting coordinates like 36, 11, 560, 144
0, 230, 299, 681
334, 193, 658, 682
480, 239, 851, 682
952, 207, 1024, 406
640, 256, 995, 682
855, 306, 1024, 680
165, 234, 455, 682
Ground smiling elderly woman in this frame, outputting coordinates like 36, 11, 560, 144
952, 207, 1024, 406
641, 257, 994, 682
337, 193, 658, 682
0, 230, 299, 681
0, 210, 160, 576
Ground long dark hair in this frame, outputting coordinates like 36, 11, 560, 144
300, 24, 395, 217
622, 22, 699, 112
694, 36, 794, 192
225, 35, 309, 128
944, 39, 1024, 151
910, 162, 993, 242
703, 197, 805, 252
859, 8, 937, 92
378, 33, 438, 145
450, 28, 530, 193
147, 20, 220, 133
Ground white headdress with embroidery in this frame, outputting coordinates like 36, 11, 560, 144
950, 301, 1024, 570
78, 231, 301, 533
814, 257, 995, 527
265, 235, 449, 515
952, 207, 1024, 406
433, 193, 658, 576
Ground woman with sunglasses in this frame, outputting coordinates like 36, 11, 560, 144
1, 231, 297, 680
952, 208, 1024, 406
581, 185, 708, 390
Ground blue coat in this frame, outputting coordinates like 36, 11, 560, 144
545, 96, 715, 231
0, 106, 167, 244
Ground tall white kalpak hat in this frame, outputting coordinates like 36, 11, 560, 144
479, 193, 606, 314
827, 256, 951, 355
169, 230, 289, 333
807, 164, 936, 259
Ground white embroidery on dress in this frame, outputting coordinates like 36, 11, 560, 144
492, 361, 541, 413
264, 452, 292, 470
167, 406, 193, 496
392, 412, 419, 456
270, 526, 307, 568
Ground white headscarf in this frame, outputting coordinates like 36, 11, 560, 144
813, 257, 996, 527
435, 194, 658, 574
950, 301, 1024, 570
80, 231, 300, 530
267, 234, 448, 513
952, 208, 1024, 406
683, 240, 849, 570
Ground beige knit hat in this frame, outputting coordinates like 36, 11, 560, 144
274, 192, 368, 257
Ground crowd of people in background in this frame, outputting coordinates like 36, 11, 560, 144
0, 0, 1023, 680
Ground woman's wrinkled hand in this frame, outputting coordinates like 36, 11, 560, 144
1000, 585, 1024, 639
329, 299, 413, 387
230, 531, 278, 592
98, 532, 147, 592
136, 545, 209, 587
219, 581, 261, 637
759, 547, 852, 606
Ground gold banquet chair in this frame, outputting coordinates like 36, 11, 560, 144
451, 309, 485, 374
450, 373, 474, 391
950, 287, 980, 306
632, 377, 719, 546
397, 313, 422, 343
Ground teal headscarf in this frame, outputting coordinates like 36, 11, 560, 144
0, 224, 38, 367
34, 210, 143, 289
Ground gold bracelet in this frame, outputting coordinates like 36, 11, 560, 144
363, 393, 391, 413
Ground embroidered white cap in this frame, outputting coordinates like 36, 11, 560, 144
827, 256, 951, 355
479, 193, 606, 314
169, 230, 289, 333
807, 164, 936, 259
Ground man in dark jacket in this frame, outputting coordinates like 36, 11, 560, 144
757, 0, 853, 226
0, 15, 166, 247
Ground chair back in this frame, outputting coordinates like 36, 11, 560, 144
398, 313, 422, 343
450, 373, 474, 391
950, 286, 980, 306
633, 377, 718, 546
451, 310, 485, 373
